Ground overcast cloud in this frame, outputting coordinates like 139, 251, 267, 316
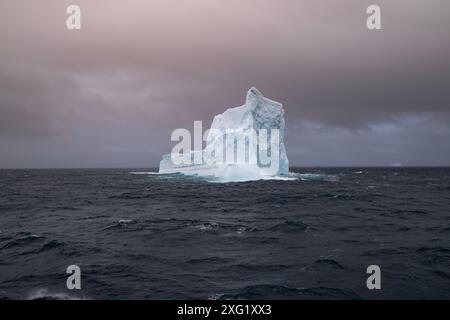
1, 0, 449, 167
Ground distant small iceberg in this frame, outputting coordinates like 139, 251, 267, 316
389, 163, 403, 167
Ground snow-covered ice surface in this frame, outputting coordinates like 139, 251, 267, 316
159, 87, 290, 182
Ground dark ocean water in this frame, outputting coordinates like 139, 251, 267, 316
0, 167, 449, 300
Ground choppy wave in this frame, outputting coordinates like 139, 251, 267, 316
1, 167, 449, 299
103, 219, 139, 231
28, 289, 88, 300
216, 284, 361, 300
1, 234, 44, 250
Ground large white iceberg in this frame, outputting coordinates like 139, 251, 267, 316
159, 87, 289, 182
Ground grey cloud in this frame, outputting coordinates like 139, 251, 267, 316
0, 0, 449, 167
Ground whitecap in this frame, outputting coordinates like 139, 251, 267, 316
207, 293, 225, 300
28, 288, 88, 300
296, 173, 339, 182
261, 176, 298, 181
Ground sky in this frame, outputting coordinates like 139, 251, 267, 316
0, 0, 449, 168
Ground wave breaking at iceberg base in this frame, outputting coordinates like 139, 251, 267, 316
129, 171, 339, 183
160, 163, 288, 182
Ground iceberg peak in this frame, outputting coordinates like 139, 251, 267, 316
246, 86, 263, 104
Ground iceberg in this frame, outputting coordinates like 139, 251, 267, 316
159, 87, 289, 182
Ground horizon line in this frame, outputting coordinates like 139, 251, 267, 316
1, 165, 449, 170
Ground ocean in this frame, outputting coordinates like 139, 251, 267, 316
0, 167, 449, 300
